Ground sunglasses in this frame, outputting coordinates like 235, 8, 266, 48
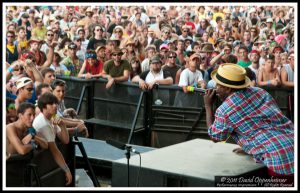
183, 30, 188, 32
8, 103, 16, 110
115, 30, 122, 33
14, 67, 24, 71
25, 87, 34, 92
96, 29, 102, 32
47, 34, 54, 36
169, 56, 176, 58
164, 32, 170, 34
113, 53, 122, 56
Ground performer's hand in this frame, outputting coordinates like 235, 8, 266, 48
203, 89, 216, 108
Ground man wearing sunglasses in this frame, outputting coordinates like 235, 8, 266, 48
162, 51, 180, 83
14, 77, 35, 110
179, 25, 192, 41
102, 48, 131, 89
40, 29, 57, 55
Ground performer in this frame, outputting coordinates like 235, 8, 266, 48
203, 63, 294, 176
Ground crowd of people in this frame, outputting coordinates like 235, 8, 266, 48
5, 4, 295, 185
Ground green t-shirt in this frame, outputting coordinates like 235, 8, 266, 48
237, 60, 252, 68
104, 59, 131, 78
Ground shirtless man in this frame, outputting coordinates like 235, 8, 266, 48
257, 54, 281, 87
6, 102, 48, 157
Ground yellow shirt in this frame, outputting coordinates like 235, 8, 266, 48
212, 12, 225, 21
198, 13, 207, 21
32, 26, 47, 40
7, 44, 15, 54
17, 40, 28, 50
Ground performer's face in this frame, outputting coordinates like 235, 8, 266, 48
215, 84, 231, 101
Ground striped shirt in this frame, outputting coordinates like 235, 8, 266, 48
208, 87, 294, 175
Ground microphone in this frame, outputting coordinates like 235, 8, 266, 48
106, 139, 140, 154
186, 86, 207, 94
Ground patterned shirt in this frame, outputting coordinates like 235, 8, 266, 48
208, 87, 294, 175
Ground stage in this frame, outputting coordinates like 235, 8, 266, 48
112, 139, 266, 187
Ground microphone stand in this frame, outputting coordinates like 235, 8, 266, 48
106, 139, 136, 187
125, 146, 132, 187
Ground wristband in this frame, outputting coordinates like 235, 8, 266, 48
267, 80, 271, 86
187, 86, 195, 92
28, 128, 36, 138
8, 67, 14, 74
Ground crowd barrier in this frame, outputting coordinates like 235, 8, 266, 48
6, 140, 75, 187
58, 76, 294, 147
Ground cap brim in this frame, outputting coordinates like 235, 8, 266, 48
211, 69, 251, 89
151, 60, 160, 63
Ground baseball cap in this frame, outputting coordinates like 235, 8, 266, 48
16, 77, 33, 90
150, 55, 161, 63
68, 43, 77, 49
159, 44, 169, 50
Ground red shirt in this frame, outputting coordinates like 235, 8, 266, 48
85, 60, 103, 75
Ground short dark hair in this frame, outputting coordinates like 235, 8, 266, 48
51, 79, 66, 90
216, 16, 223, 23
36, 83, 51, 97
41, 67, 55, 78
17, 102, 35, 115
38, 92, 59, 112
238, 45, 248, 53
191, 42, 200, 50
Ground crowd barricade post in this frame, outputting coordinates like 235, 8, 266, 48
6, 140, 75, 187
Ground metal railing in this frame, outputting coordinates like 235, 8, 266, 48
57, 76, 294, 146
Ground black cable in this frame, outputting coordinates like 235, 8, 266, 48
135, 152, 142, 187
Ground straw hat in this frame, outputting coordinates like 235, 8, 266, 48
211, 63, 251, 89
223, 8, 231, 14
275, 7, 287, 17
95, 44, 106, 53
111, 48, 123, 55
85, 7, 93, 14
28, 37, 45, 45
113, 25, 124, 34
190, 53, 200, 61
125, 39, 135, 46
